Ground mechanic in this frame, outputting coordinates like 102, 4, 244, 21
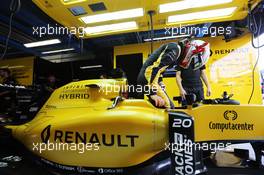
43, 74, 58, 94
137, 39, 210, 108
176, 40, 211, 104
137, 43, 179, 108
0, 68, 18, 85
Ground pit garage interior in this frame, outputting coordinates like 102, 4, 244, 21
0, 0, 264, 175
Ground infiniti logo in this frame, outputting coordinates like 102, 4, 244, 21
98, 168, 104, 174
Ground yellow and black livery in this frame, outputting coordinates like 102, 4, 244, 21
137, 42, 181, 108
1, 79, 264, 175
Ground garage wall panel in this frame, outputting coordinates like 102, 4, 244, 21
0, 57, 35, 86
114, 34, 262, 104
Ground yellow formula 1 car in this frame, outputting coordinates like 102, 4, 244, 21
1, 79, 264, 175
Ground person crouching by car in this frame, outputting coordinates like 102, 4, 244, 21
137, 42, 181, 109
137, 39, 210, 109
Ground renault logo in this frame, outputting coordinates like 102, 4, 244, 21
41, 125, 51, 143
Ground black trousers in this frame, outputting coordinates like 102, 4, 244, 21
182, 86, 204, 105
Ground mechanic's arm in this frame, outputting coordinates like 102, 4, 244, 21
176, 71, 187, 99
148, 68, 166, 108
201, 69, 211, 97
149, 47, 178, 107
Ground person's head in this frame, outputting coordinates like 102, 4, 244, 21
0, 68, 11, 78
100, 74, 107, 79
109, 68, 126, 79
179, 39, 210, 70
47, 74, 56, 84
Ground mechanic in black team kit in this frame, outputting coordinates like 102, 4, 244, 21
137, 39, 210, 109
176, 60, 211, 104
176, 39, 211, 104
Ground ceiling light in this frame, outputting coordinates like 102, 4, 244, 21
144, 35, 190, 42
8, 65, 25, 69
80, 65, 103, 69
80, 8, 143, 24
159, 0, 233, 13
41, 48, 75, 54
24, 39, 61, 48
168, 7, 237, 24
84, 21, 138, 35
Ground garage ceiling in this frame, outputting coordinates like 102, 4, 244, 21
0, 0, 262, 60
32, 0, 261, 38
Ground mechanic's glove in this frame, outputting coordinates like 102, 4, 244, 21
150, 95, 165, 107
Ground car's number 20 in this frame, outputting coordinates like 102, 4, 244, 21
172, 118, 192, 128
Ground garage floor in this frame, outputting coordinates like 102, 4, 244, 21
0, 144, 263, 175
0, 165, 263, 175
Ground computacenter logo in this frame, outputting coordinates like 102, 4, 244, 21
223, 110, 238, 121
209, 110, 254, 132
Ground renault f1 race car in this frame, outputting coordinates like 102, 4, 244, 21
1, 78, 264, 175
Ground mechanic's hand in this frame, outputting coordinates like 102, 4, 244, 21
206, 87, 212, 97
180, 88, 187, 100
150, 95, 165, 107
